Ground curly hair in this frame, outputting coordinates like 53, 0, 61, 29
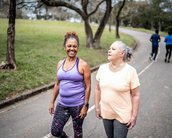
63, 32, 79, 47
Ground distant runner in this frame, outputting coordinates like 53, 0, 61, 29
150, 30, 161, 61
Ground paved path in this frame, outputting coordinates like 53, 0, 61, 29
0, 29, 172, 138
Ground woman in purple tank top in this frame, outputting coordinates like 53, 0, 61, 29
49, 32, 91, 138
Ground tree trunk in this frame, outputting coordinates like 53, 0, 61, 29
6, 0, 16, 70
115, 0, 126, 39
151, 21, 154, 30
109, 14, 112, 32
45, 6, 49, 20
84, 19, 94, 48
116, 17, 120, 38
93, 0, 112, 48
158, 20, 161, 31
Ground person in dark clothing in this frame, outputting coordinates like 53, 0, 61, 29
164, 31, 172, 63
150, 30, 161, 61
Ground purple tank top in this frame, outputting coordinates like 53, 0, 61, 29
57, 57, 85, 107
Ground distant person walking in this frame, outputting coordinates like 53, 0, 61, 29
49, 32, 91, 138
164, 30, 172, 63
150, 30, 161, 61
95, 41, 140, 138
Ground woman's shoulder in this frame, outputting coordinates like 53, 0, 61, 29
99, 63, 108, 67
98, 63, 109, 70
78, 58, 89, 67
125, 63, 137, 71
57, 59, 65, 68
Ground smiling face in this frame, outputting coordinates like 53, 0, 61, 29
65, 38, 78, 58
108, 43, 124, 62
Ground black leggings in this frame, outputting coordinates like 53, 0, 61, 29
51, 104, 84, 138
165, 45, 172, 60
103, 119, 128, 138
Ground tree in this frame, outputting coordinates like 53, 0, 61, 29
161, 0, 172, 31
115, 0, 126, 38
121, 0, 172, 31
0, 0, 9, 18
0, 0, 17, 70
40, 0, 112, 48
124, 1, 150, 29
149, 0, 163, 30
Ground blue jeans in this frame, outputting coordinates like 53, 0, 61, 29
103, 119, 128, 138
51, 103, 84, 138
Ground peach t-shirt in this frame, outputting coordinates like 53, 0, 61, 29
96, 63, 140, 123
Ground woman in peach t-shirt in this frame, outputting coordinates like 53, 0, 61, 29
95, 41, 140, 138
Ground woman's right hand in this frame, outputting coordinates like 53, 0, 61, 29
96, 108, 102, 119
49, 103, 55, 115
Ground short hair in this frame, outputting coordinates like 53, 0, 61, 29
168, 30, 172, 35
155, 29, 159, 34
111, 41, 133, 62
63, 32, 79, 47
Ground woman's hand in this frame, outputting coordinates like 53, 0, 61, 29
126, 116, 137, 129
96, 108, 102, 119
128, 86, 140, 129
49, 103, 55, 115
79, 106, 88, 119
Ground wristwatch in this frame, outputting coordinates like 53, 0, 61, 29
84, 102, 89, 108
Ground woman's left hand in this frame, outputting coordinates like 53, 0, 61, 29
79, 106, 88, 119
126, 117, 137, 129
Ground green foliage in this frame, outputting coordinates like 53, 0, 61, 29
0, 19, 134, 100
120, 0, 172, 31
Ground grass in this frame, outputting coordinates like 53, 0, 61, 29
0, 19, 135, 101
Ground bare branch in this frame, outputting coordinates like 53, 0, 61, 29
116, 0, 126, 18
88, 0, 105, 17
17, 0, 38, 9
41, 0, 84, 17
82, 0, 89, 14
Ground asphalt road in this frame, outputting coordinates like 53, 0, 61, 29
0, 29, 172, 138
